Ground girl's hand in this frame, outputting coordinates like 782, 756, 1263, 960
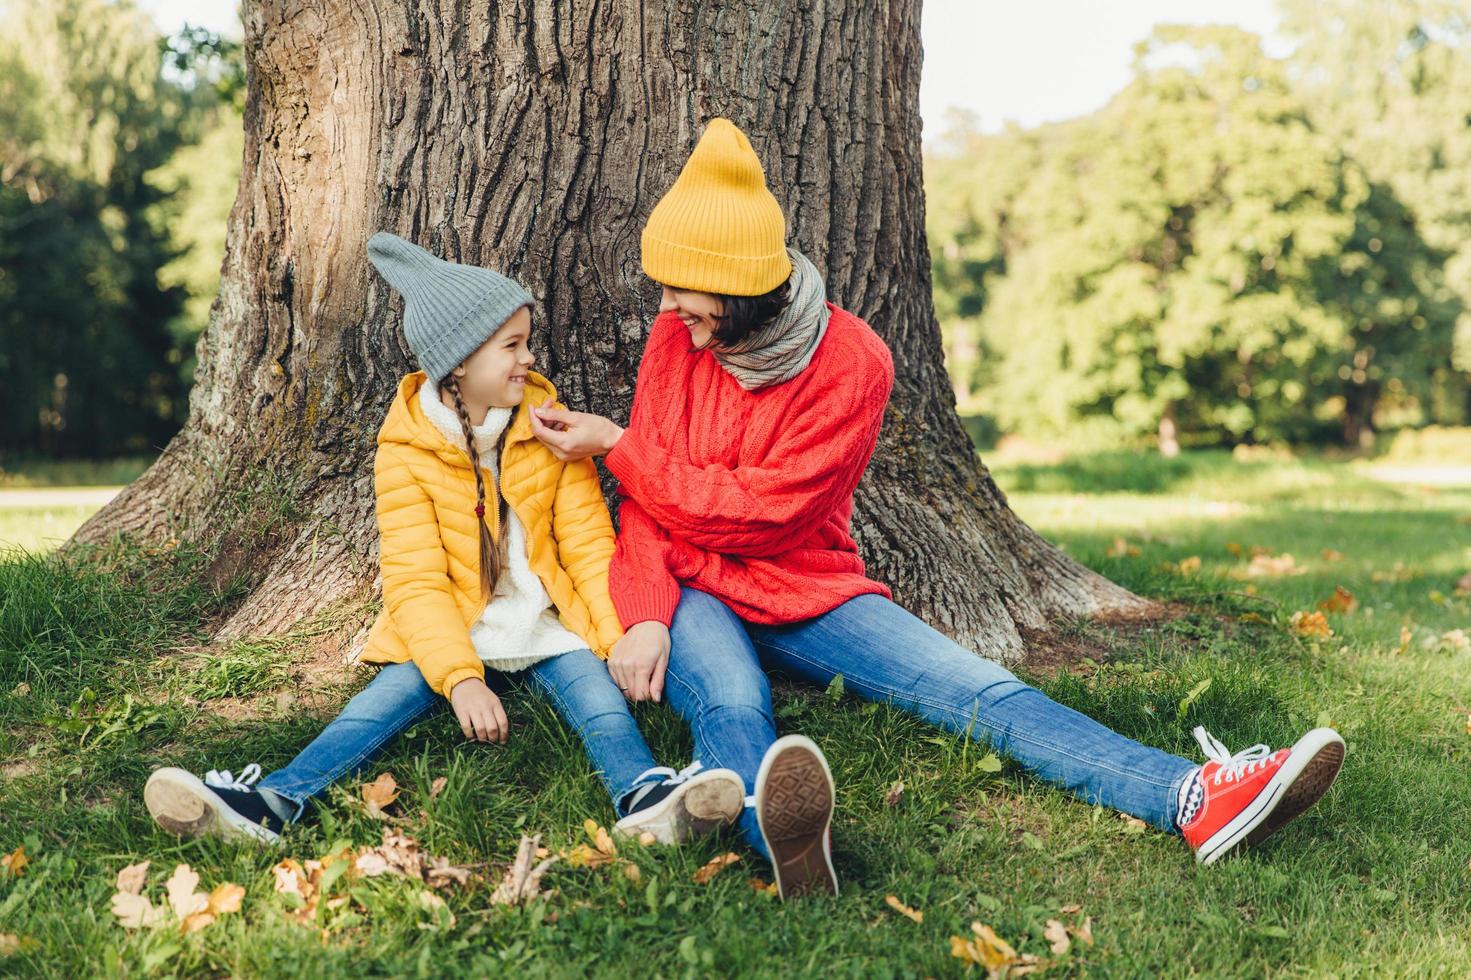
449, 677, 509, 743
608, 621, 671, 702
529, 406, 624, 461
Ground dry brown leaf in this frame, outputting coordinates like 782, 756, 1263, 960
1289, 610, 1334, 639
0, 933, 34, 956
1397, 626, 1413, 655
1320, 548, 1346, 562
1241, 552, 1305, 578
272, 858, 310, 900
164, 864, 209, 920
429, 776, 448, 800
1107, 537, 1142, 558
1317, 586, 1358, 614
748, 878, 778, 896
111, 892, 167, 930
1, 847, 27, 878
180, 912, 216, 935
692, 852, 741, 885
426, 855, 473, 890
1440, 629, 1470, 652
950, 921, 1034, 975
361, 772, 400, 818
1071, 915, 1095, 946
1122, 815, 1147, 831
585, 819, 617, 856
1044, 918, 1071, 955
621, 862, 642, 882
1176, 555, 1201, 575
885, 895, 924, 923
115, 860, 150, 896
885, 781, 905, 806
1059, 903, 1082, 915
207, 882, 245, 915
490, 834, 559, 906
636, 832, 656, 848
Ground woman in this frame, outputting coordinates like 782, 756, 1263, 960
529, 119, 1345, 900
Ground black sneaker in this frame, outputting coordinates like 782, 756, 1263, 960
144, 764, 286, 844
613, 763, 744, 844
754, 735, 838, 899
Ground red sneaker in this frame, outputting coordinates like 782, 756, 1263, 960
1180, 726, 1345, 865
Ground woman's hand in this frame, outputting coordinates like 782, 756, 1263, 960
449, 677, 509, 743
608, 621, 671, 702
529, 406, 624, 461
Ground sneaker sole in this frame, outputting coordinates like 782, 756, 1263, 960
755, 735, 838, 900
613, 769, 745, 845
1196, 728, 1345, 866
144, 768, 280, 845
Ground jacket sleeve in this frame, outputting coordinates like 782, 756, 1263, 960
550, 453, 624, 655
604, 349, 893, 558
375, 444, 483, 699
609, 494, 682, 629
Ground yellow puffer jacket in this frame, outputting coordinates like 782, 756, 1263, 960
359, 371, 624, 699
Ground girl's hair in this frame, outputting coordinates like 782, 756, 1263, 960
706, 277, 792, 350
443, 376, 509, 604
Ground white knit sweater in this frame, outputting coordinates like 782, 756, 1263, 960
420, 382, 585, 673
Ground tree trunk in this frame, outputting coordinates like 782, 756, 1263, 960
71, 0, 1151, 662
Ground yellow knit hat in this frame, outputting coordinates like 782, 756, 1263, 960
641, 118, 792, 296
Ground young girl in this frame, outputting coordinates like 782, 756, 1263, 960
143, 232, 743, 845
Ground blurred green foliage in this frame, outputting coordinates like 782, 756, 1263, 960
929, 8, 1471, 450
0, 0, 242, 457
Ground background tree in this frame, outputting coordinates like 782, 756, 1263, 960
71, 0, 1148, 657
927, 24, 1460, 450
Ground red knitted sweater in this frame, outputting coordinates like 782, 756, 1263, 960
606, 304, 894, 628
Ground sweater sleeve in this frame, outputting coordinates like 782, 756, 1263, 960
550, 454, 624, 654
604, 346, 894, 559
609, 494, 682, 628
374, 444, 483, 700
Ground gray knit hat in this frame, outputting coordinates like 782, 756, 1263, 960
367, 231, 534, 383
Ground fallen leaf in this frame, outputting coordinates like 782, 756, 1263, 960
950, 921, 1033, 975
1107, 537, 1141, 558
206, 882, 245, 915
748, 878, 777, 896
1059, 903, 1082, 915
1439, 629, 1470, 653
1289, 610, 1334, 640
885, 894, 924, 923
1397, 626, 1413, 655
273, 858, 311, 900
1321, 548, 1346, 562
621, 862, 642, 882
361, 772, 400, 818
1, 847, 27, 878
1044, 918, 1070, 955
1317, 586, 1358, 614
429, 777, 448, 800
111, 892, 167, 930
885, 781, 905, 806
180, 911, 216, 935
636, 832, 656, 848
1071, 916, 1095, 946
1177, 555, 1201, 575
0, 933, 34, 956
426, 855, 473, 890
164, 864, 208, 920
1241, 552, 1305, 578
489, 834, 559, 906
10, 682, 29, 697
1122, 815, 1147, 831
115, 861, 150, 896
692, 852, 741, 885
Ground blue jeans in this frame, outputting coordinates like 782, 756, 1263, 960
257, 650, 659, 820
663, 588, 1197, 856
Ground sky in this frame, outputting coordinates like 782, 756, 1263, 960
134, 0, 1287, 141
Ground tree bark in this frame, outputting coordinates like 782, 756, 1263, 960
71, 0, 1151, 661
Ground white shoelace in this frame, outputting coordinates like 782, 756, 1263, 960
204, 763, 263, 792
624, 761, 707, 810
1192, 727, 1273, 785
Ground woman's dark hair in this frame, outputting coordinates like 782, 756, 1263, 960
708, 277, 792, 350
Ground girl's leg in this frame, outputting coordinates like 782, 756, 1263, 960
748, 595, 1196, 832
524, 648, 660, 809
256, 660, 443, 820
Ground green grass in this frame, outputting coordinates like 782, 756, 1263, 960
0, 456, 155, 489
2, 451, 1470, 976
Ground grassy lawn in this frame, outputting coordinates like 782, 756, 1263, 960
1, 450, 1468, 976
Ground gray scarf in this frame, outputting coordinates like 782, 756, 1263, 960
713, 248, 831, 391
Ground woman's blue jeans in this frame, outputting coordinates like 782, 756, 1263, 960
662, 588, 1196, 856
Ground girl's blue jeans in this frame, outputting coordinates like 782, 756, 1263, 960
256, 649, 657, 820
662, 588, 1196, 857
